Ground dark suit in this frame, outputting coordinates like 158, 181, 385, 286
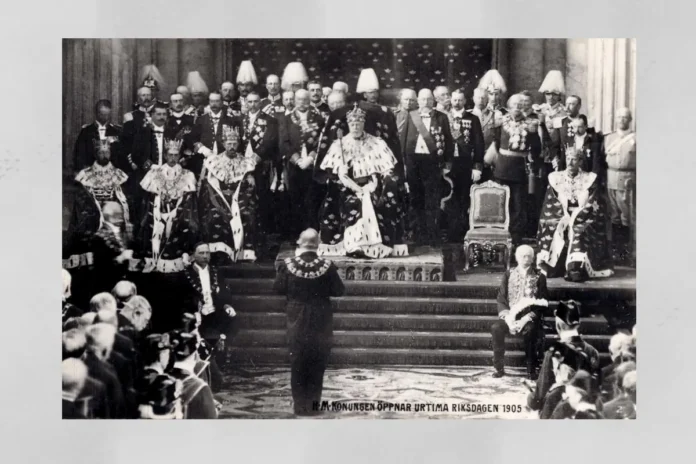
91, 224, 129, 294
444, 110, 485, 241
74, 122, 123, 171
121, 109, 150, 169
75, 376, 109, 419
400, 109, 454, 244
83, 353, 126, 418
190, 112, 241, 178
279, 109, 326, 235
108, 349, 137, 417
274, 251, 345, 415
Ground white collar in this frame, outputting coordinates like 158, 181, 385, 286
194, 263, 209, 273
96, 121, 108, 130
210, 111, 222, 118
170, 110, 184, 118
268, 94, 280, 101
152, 123, 165, 132
248, 110, 260, 119
451, 108, 465, 116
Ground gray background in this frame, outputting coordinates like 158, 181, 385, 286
0, 0, 691, 462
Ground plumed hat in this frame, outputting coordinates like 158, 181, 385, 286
539, 70, 566, 95
186, 71, 209, 94
282, 62, 309, 91
356, 68, 379, 93
140, 64, 165, 91
478, 69, 507, 94
236, 60, 258, 84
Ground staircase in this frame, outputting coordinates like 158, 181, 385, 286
222, 264, 636, 367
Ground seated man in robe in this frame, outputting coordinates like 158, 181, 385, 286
198, 126, 258, 263
490, 245, 549, 380
536, 147, 613, 282
64, 139, 132, 270
317, 106, 406, 258
136, 138, 200, 273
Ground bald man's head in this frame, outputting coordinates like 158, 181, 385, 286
327, 91, 346, 111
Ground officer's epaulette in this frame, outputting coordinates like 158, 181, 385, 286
123, 112, 134, 123
381, 105, 388, 112
81, 123, 91, 129
110, 123, 123, 129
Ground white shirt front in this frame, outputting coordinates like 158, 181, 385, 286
195, 263, 214, 312
152, 124, 165, 164
296, 109, 308, 123
415, 111, 432, 154
451, 109, 465, 118
96, 121, 107, 140
574, 133, 587, 152
248, 110, 260, 128
210, 111, 223, 134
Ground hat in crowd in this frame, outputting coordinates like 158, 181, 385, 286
143, 333, 172, 353
236, 60, 258, 84
141, 373, 183, 418
282, 62, 309, 91
356, 68, 379, 93
296, 228, 320, 249
539, 70, 566, 95
478, 69, 507, 94
140, 64, 165, 91
555, 300, 581, 326
186, 71, 209, 94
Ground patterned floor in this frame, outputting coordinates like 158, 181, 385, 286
216, 367, 538, 419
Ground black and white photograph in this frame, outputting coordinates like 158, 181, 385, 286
60, 38, 637, 420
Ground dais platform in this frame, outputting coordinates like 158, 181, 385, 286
274, 244, 444, 282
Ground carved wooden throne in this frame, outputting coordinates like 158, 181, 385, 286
463, 180, 513, 271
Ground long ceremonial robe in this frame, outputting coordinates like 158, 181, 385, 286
136, 164, 200, 273
63, 162, 131, 270
318, 133, 406, 259
536, 170, 614, 278
198, 153, 258, 262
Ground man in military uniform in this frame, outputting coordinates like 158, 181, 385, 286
260, 74, 284, 114
308, 80, 330, 120
537, 70, 569, 173
478, 69, 508, 115
274, 229, 344, 416
139, 64, 167, 106
282, 90, 295, 114
176, 85, 196, 117
186, 71, 209, 120
520, 91, 538, 119
190, 92, 241, 179
121, 86, 155, 173
74, 99, 122, 171
394, 89, 417, 139
220, 81, 238, 114
488, 94, 542, 247
601, 107, 636, 256
443, 89, 485, 241
279, 89, 326, 235
469, 88, 504, 182
241, 91, 279, 249
166, 93, 196, 171
401, 88, 454, 246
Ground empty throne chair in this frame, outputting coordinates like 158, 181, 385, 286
463, 180, 512, 271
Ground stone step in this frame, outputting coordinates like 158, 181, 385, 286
229, 295, 635, 316
228, 346, 612, 367
236, 312, 613, 334
225, 278, 636, 300
233, 329, 611, 351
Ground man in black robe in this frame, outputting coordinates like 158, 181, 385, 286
273, 229, 345, 416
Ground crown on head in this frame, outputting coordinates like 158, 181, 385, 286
346, 105, 366, 123
165, 138, 184, 154
222, 125, 240, 143
92, 139, 111, 152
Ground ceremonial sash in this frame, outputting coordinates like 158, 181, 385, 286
606, 132, 635, 156
409, 111, 438, 154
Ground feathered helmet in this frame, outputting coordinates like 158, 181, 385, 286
140, 64, 165, 92
346, 105, 366, 123
236, 60, 258, 85
539, 70, 566, 95
164, 138, 184, 154
186, 71, 209, 95
478, 69, 507, 94
281, 62, 309, 91
92, 139, 112, 153
222, 125, 240, 143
